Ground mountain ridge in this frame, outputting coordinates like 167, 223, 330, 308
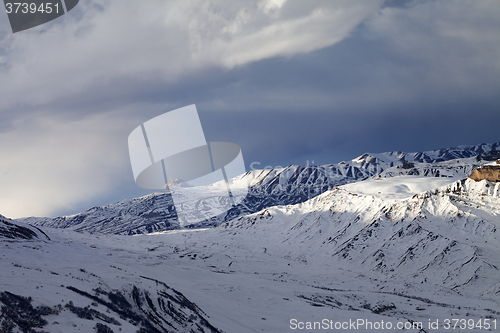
2, 143, 500, 332
18, 141, 500, 235
220, 177, 500, 302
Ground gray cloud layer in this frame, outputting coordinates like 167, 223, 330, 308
0, 0, 498, 218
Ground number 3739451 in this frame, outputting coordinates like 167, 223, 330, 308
5, 2, 59, 14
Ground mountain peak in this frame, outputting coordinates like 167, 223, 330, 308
18, 141, 500, 235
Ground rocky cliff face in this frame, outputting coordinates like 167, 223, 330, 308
469, 160, 500, 182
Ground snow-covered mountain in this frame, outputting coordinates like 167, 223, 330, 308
222, 177, 500, 302
2, 175, 499, 332
375, 150, 500, 179
19, 142, 500, 235
0, 214, 49, 241
0, 220, 223, 333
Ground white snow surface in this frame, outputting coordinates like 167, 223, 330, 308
341, 175, 461, 200
4, 143, 500, 331
2, 177, 499, 332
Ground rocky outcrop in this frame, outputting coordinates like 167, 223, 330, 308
0, 217, 50, 240
468, 161, 500, 182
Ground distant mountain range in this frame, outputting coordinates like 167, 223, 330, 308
18, 142, 500, 235
2, 141, 499, 332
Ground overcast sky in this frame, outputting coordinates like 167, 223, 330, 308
0, 0, 499, 219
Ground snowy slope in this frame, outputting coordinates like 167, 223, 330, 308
0, 215, 50, 241
2, 176, 499, 332
341, 175, 460, 200
0, 226, 223, 333
19, 142, 500, 235
221, 178, 500, 302
3, 142, 498, 332
20, 193, 178, 235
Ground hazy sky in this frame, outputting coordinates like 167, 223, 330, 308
0, 0, 499, 219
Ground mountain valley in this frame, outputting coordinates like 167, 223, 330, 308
2, 142, 499, 332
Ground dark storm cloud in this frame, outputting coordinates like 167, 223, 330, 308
0, 0, 498, 218
196, 0, 500, 168
155, 14, 500, 170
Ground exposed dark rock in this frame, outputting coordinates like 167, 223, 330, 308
0, 291, 59, 333
401, 162, 415, 169
65, 301, 121, 325
95, 323, 115, 333
475, 150, 500, 162
0, 220, 39, 240
371, 301, 396, 314
66, 278, 222, 333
